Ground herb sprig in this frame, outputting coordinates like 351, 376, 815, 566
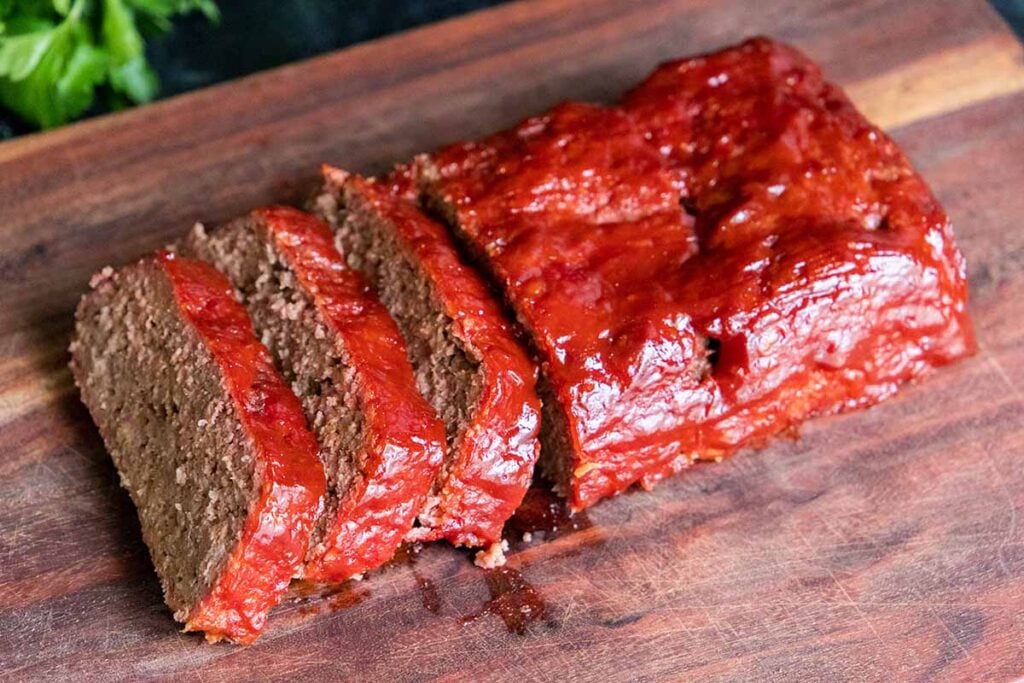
0, 0, 217, 129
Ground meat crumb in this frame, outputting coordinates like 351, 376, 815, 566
474, 540, 509, 569
88, 266, 115, 288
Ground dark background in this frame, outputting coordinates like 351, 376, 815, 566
1, 0, 1022, 138
146, 0, 511, 98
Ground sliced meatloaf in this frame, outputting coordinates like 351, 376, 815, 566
184, 206, 445, 583
70, 252, 326, 644
314, 166, 541, 561
418, 38, 976, 511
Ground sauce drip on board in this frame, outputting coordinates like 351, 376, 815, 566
505, 486, 591, 541
382, 542, 442, 614
460, 567, 551, 635
416, 575, 441, 614
288, 581, 371, 616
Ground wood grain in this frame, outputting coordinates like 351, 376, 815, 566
2, 0, 1023, 680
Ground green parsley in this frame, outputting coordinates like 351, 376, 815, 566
0, 0, 217, 129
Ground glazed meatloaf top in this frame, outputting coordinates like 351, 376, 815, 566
70, 253, 325, 643
419, 37, 976, 510
319, 166, 541, 551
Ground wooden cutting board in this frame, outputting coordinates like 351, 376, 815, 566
2, 0, 1023, 679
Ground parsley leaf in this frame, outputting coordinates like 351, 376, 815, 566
0, 0, 217, 129
102, 0, 157, 103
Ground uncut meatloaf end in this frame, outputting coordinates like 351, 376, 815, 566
417, 38, 975, 511
69, 253, 326, 644
314, 166, 541, 564
184, 206, 446, 583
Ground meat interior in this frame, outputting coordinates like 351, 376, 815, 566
70, 263, 258, 621
184, 221, 364, 557
535, 376, 576, 497
323, 187, 484, 527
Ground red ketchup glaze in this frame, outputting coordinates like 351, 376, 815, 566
156, 251, 326, 644
325, 165, 541, 548
253, 206, 446, 583
424, 38, 976, 511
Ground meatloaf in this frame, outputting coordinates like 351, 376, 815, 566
184, 206, 446, 583
418, 37, 976, 511
314, 166, 541, 562
69, 252, 326, 643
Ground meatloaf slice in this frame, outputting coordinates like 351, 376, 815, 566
184, 206, 445, 583
418, 38, 976, 511
314, 166, 541, 562
70, 252, 326, 644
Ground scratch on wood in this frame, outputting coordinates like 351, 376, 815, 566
983, 353, 1024, 404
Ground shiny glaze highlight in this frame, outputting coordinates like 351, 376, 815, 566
424, 38, 975, 510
